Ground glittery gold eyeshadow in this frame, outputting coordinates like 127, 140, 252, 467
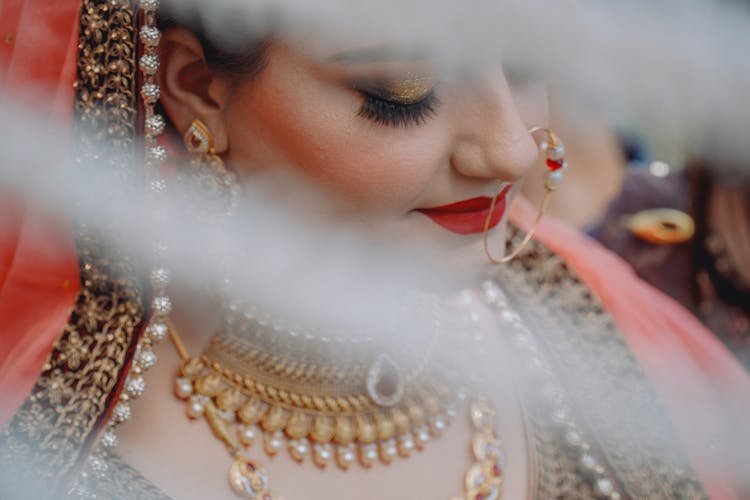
352, 76, 440, 127
353, 76, 436, 105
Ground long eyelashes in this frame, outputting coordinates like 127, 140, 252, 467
357, 91, 440, 128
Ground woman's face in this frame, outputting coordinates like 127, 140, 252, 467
161, 34, 548, 271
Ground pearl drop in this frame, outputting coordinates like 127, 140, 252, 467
174, 378, 193, 399
446, 404, 458, 419
399, 434, 414, 451
548, 144, 565, 160
186, 396, 205, 419
267, 431, 284, 452
547, 169, 564, 187
315, 445, 332, 461
239, 425, 257, 445
432, 417, 446, 432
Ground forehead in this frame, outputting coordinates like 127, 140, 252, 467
257, 28, 441, 82
275, 24, 504, 79
281, 27, 429, 62
183, 1, 506, 73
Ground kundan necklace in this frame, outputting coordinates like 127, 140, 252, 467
167, 302, 506, 500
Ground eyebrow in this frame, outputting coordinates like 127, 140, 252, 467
327, 45, 432, 65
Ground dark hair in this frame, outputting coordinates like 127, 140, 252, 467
152, 8, 271, 146
157, 7, 270, 80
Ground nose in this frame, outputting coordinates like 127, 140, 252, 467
448, 71, 540, 183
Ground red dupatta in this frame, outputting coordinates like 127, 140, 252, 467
0, 0, 81, 423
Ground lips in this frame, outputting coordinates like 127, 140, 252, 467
416, 184, 513, 235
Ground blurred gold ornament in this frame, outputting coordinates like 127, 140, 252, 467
628, 209, 695, 244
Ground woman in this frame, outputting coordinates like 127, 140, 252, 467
1, 1, 748, 499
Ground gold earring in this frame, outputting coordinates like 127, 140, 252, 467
185, 119, 217, 156
483, 127, 567, 264
182, 119, 240, 214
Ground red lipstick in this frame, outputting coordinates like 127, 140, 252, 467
416, 184, 513, 235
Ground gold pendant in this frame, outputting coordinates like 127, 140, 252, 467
228, 456, 275, 500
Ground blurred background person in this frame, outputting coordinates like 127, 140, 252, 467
594, 158, 750, 371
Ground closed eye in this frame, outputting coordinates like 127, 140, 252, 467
356, 88, 440, 127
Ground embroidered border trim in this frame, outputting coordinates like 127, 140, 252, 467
500, 228, 707, 499
0, 0, 146, 495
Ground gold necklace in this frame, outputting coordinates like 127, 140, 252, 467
167, 307, 506, 499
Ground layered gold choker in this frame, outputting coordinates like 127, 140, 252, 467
168, 304, 506, 499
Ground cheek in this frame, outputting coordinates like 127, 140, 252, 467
225, 71, 450, 213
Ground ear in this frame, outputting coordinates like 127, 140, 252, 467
158, 27, 233, 153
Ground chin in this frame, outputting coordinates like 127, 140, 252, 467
397, 211, 509, 284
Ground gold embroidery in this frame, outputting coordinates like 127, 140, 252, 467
500, 227, 706, 499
